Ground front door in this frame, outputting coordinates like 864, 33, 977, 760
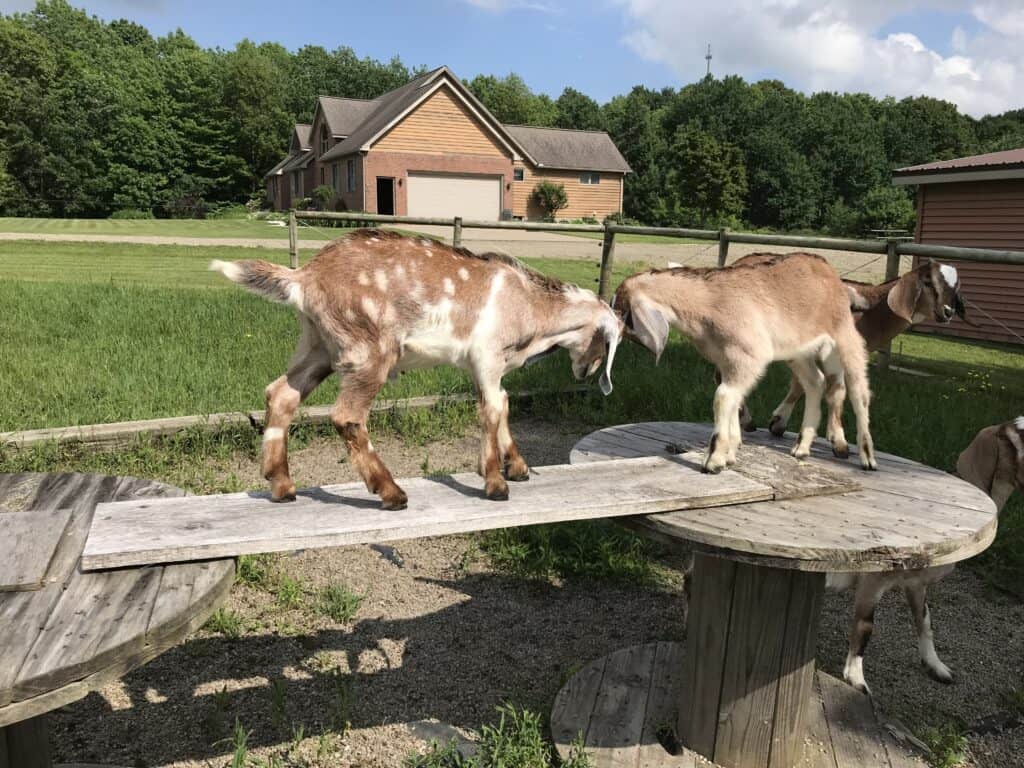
376, 178, 395, 216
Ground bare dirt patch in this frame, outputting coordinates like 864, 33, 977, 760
49, 419, 1023, 767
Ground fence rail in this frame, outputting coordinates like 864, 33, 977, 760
290, 210, 1024, 357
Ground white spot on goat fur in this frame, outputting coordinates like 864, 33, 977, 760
287, 283, 303, 308
443, 277, 456, 296
1016, 415, 1024, 431
208, 260, 243, 281
458, 267, 470, 281
361, 296, 379, 318
374, 270, 389, 291
370, 236, 380, 243
1006, 423, 1024, 458
939, 264, 958, 287
263, 427, 285, 442
358, 272, 371, 286
395, 264, 406, 279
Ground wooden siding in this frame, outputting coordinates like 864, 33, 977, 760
512, 166, 624, 221
915, 179, 1024, 345
374, 86, 510, 158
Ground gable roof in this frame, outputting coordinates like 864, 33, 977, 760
893, 147, 1024, 185
292, 124, 312, 151
504, 125, 631, 173
316, 96, 378, 137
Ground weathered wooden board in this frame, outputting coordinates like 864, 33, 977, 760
0, 508, 72, 592
81, 456, 773, 570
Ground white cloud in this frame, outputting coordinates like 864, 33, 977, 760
616, 0, 1024, 117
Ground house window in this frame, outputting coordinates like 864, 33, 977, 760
347, 159, 356, 193
320, 125, 329, 156
513, 168, 525, 181
580, 172, 600, 185
320, 167, 325, 185
332, 164, 340, 191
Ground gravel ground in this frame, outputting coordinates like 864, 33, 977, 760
49, 420, 1023, 767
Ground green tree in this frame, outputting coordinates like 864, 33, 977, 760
555, 87, 603, 131
531, 180, 568, 220
665, 122, 748, 227
467, 73, 557, 125
856, 185, 915, 233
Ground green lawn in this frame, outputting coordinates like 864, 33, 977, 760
1, 239, 1020, 594
0, 216, 329, 240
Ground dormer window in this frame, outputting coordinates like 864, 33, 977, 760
320, 125, 329, 156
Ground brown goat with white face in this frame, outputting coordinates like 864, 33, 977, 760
753, 257, 967, 449
212, 230, 621, 509
830, 417, 1023, 694
614, 253, 876, 472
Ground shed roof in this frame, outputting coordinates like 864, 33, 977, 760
504, 125, 631, 173
893, 147, 1024, 185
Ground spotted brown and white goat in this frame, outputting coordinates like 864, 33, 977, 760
211, 230, 621, 509
832, 417, 1023, 695
757, 258, 967, 450
614, 253, 876, 473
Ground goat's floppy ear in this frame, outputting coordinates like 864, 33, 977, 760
956, 425, 1000, 495
598, 318, 620, 396
628, 301, 670, 363
887, 272, 922, 323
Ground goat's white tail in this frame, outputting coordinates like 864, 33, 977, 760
209, 260, 303, 308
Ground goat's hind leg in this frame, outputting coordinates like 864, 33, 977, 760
905, 576, 954, 683
821, 351, 850, 458
844, 574, 891, 695
769, 374, 804, 437
262, 321, 332, 501
836, 323, 876, 470
788, 358, 824, 459
332, 356, 407, 510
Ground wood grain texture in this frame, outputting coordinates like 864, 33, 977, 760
571, 423, 998, 573
512, 166, 624, 220
587, 643, 657, 766
817, 672, 889, 768
0, 508, 73, 591
0, 473, 233, 729
81, 456, 773, 570
2, 715, 50, 768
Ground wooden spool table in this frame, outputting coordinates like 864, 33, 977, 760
0, 473, 234, 768
552, 423, 998, 768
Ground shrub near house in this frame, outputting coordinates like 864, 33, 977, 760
264, 66, 631, 221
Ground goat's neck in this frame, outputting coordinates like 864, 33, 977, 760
507, 289, 598, 358
855, 295, 911, 352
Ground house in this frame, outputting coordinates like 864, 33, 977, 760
264, 66, 630, 222
893, 147, 1024, 346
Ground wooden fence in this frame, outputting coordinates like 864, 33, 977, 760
292, 210, 1024, 362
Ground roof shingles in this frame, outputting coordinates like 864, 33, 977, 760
895, 147, 1024, 176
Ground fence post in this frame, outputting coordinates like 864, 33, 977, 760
598, 224, 617, 302
288, 211, 298, 269
717, 228, 730, 267
453, 216, 463, 248
877, 238, 902, 371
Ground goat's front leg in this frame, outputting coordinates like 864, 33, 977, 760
496, 389, 529, 481
332, 361, 407, 510
844, 575, 891, 695
717, 368, 756, 432
904, 576, 954, 684
705, 365, 759, 473
474, 373, 510, 500
262, 330, 332, 502
768, 373, 805, 437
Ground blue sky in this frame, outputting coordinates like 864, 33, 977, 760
2, 0, 1021, 115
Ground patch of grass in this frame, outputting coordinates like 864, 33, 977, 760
0, 216, 312, 240
237, 554, 279, 589
562, 230, 707, 245
318, 583, 364, 624
269, 677, 288, 731
276, 574, 305, 610
918, 722, 969, 768
481, 520, 666, 584
406, 703, 590, 768
227, 718, 250, 768
327, 668, 354, 735
205, 607, 245, 640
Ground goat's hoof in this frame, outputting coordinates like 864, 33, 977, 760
742, 421, 757, 433
832, 442, 850, 459
380, 488, 408, 511
768, 416, 787, 437
270, 482, 297, 503
505, 459, 530, 481
791, 445, 810, 460
702, 457, 726, 474
924, 662, 955, 684
859, 455, 878, 471
485, 480, 510, 501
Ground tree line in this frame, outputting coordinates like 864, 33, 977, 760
2, 0, 1023, 233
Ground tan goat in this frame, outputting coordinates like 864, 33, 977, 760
211, 229, 621, 509
831, 417, 1023, 694
614, 253, 876, 472
733, 256, 967, 450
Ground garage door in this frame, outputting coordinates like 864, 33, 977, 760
406, 173, 501, 221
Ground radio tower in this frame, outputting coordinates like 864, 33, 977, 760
705, 43, 712, 76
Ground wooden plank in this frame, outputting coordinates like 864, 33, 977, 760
817, 672, 890, 768
769, 571, 824, 768
680, 553, 737, 759
0, 508, 73, 591
800, 681, 837, 768
82, 456, 774, 570
1, 716, 49, 768
551, 656, 608, 751
713, 562, 792, 768
587, 643, 658, 767
640, 642, 689, 767
13, 564, 163, 699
